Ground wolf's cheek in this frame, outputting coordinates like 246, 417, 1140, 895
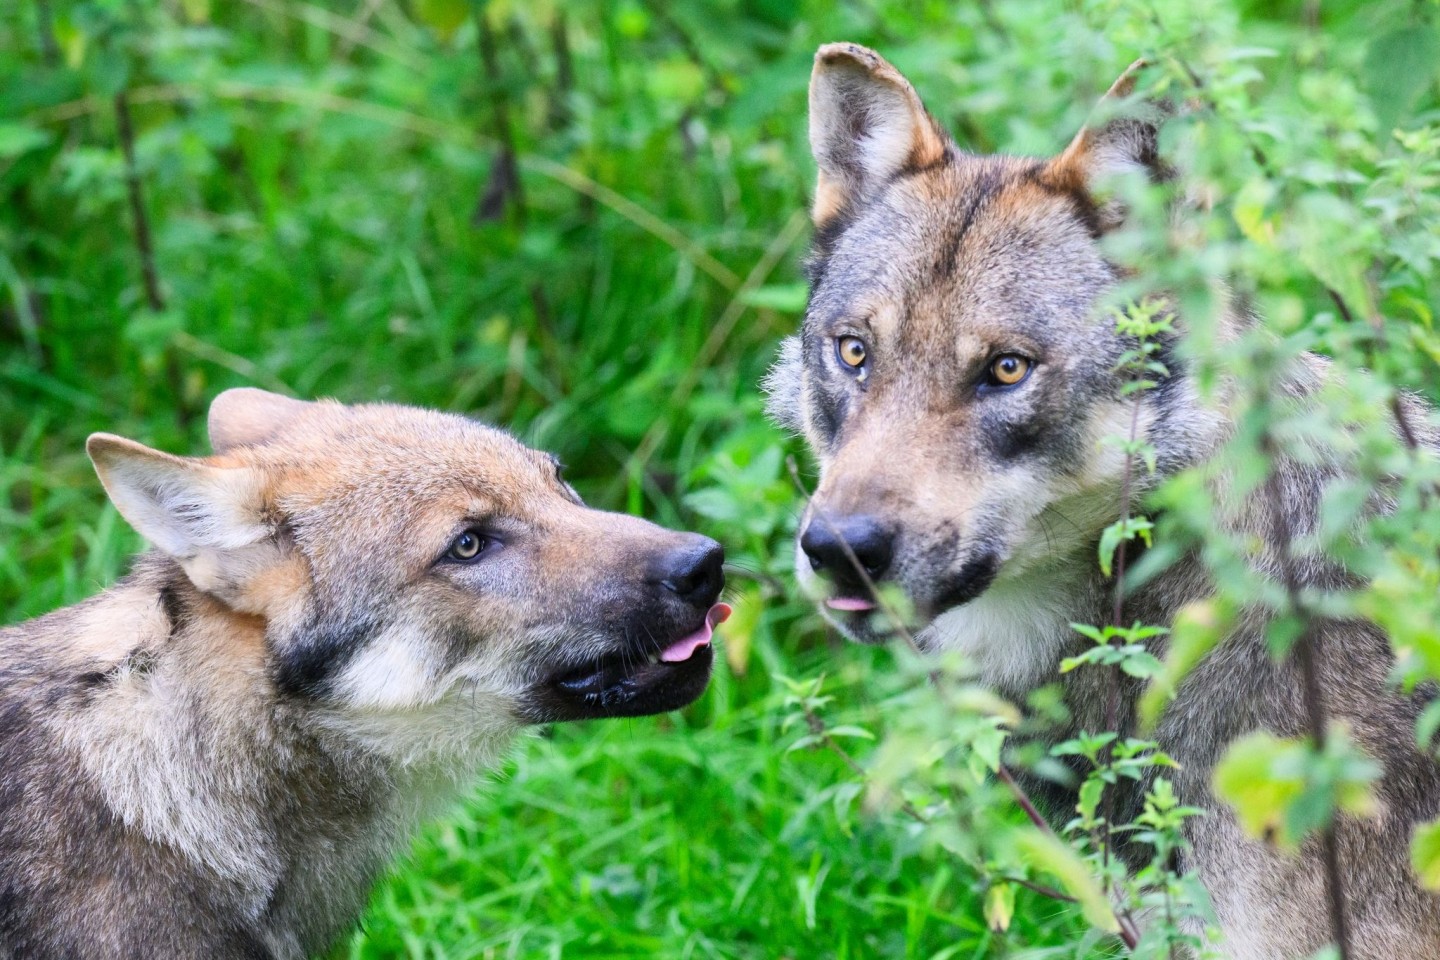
324, 615, 457, 713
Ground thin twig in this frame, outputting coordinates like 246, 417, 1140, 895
547, 9, 574, 130
473, 8, 524, 224
1325, 287, 1427, 456
34, 0, 60, 66
334, 0, 387, 59
114, 91, 191, 429
115, 94, 163, 316
1260, 434, 1353, 960
1099, 347, 1150, 932
170, 331, 295, 396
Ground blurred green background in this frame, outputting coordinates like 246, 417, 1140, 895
2, 0, 1437, 957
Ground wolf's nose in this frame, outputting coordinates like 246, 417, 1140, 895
800, 514, 893, 585
656, 536, 725, 606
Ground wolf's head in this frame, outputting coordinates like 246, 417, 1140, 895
87, 390, 726, 748
767, 45, 1207, 670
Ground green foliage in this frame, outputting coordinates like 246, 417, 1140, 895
4, 0, 1439, 957
1411, 818, 1440, 891
1214, 729, 1381, 853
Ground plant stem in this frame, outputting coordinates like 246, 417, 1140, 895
473, 7, 524, 223
115, 91, 191, 429
547, 9, 573, 129
1261, 435, 1353, 960
34, 0, 60, 66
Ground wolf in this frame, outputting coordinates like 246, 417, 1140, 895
765, 42, 1440, 959
0, 388, 729, 959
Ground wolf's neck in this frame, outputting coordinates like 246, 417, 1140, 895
63, 560, 490, 951
921, 542, 1207, 701
922, 553, 1103, 695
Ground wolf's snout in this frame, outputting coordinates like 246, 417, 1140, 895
652, 535, 725, 607
801, 514, 894, 588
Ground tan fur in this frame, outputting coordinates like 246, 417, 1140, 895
1, 390, 724, 959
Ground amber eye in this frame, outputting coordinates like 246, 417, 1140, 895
447, 530, 490, 562
988, 354, 1032, 387
837, 336, 868, 370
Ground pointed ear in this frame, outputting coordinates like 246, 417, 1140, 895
1043, 59, 1168, 231
208, 388, 311, 454
88, 434, 271, 559
808, 43, 949, 228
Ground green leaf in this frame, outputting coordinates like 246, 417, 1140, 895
1213, 731, 1306, 851
1077, 778, 1105, 823
414, 0, 470, 41
1412, 818, 1440, 891
1141, 599, 1233, 729
1014, 829, 1118, 933
0, 124, 52, 159
984, 881, 1016, 932
1098, 523, 1123, 577
1119, 651, 1164, 679
825, 725, 876, 741
1264, 613, 1306, 658
971, 725, 1006, 774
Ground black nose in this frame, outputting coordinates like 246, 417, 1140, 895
800, 514, 893, 586
655, 536, 725, 606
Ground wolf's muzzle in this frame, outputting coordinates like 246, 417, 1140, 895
800, 513, 895, 592
518, 535, 726, 724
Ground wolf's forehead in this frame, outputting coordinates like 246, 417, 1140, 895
262, 409, 551, 503
810, 159, 1102, 343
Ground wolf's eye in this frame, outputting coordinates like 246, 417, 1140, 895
987, 354, 1032, 387
447, 530, 491, 562
836, 336, 868, 370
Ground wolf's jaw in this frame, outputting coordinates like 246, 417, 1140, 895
920, 566, 1089, 693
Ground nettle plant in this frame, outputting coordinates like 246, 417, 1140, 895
782, 8, 1440, 956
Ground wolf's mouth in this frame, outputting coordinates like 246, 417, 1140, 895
818, 553, 1000, 646
524, 603, 730, 722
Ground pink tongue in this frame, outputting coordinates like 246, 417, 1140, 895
826, 596, 877, 612
659, 602, 732, 663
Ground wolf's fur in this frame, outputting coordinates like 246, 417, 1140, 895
767, 43, 1440, 958
0, 390, 723, 959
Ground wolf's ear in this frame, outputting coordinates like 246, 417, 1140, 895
1043, 59, 1167, 232
808, 43, 949, 228
208, 388, 311, 454
88, 434, 271, 561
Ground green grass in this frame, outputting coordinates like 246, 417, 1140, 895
4, 0, 1437, 956
339, 644, 1082, 960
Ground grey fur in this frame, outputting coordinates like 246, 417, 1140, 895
771, 43, 1440, 959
